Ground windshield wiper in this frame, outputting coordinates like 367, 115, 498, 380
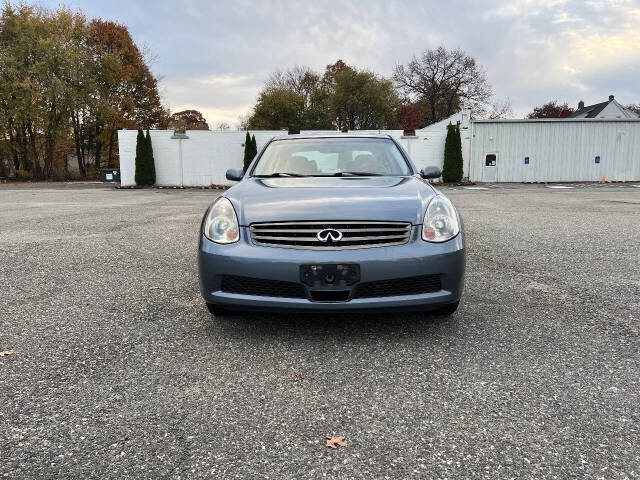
254, 172, 308, 178
332, 171, 384, 177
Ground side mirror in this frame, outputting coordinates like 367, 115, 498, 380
226, 168, 244, 181
420, 166, 441, 179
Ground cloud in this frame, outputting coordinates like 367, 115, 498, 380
566, 28, 640, 71
198, 74, 256, 87
473, 0, 640, 114
484, 0, 569, 19
38, 0, 640, 123
162, 74, 262, 127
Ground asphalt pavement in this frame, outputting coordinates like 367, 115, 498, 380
1, 182, 638, 479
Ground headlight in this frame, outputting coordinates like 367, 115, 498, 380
422, 196, 460, 242
203, 197, 239, 244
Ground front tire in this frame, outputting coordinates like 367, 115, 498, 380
206, 302, 229, 316
432, 301, 460, 317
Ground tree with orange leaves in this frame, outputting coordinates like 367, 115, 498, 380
0, 3, 168, 179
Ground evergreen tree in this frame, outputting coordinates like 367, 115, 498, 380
243, 132, 253, 172
145, 129, 156, 185
251, 135, 258, 161
134, 128, 145, 185
442, 123, 463, 182
453, 124, 463, 180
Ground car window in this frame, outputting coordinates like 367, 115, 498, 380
299, 152, 339, 172
252, 138, 412, 176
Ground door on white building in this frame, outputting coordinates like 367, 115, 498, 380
482, 153, 498, 182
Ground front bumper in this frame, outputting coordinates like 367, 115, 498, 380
198, 226, 465, 312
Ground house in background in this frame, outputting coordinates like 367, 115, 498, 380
570, 95, 638, 119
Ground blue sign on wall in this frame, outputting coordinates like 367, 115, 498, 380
595, 156, 601, 164
524, 156, 530, 164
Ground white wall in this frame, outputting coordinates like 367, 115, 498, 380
397, 130, 471, 180
118, 119, 467, 187
469, 119, 640, 182
299, 128, 456, 179
119, 118, 640, 186
403, 109, 472, 179
118, 130, 284, 187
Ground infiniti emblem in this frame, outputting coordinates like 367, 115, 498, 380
316, 228, 343, 243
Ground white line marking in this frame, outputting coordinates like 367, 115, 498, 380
546, 185, 574, 189
463, 187, 489, 190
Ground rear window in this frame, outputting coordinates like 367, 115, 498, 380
252, 138, 412, 176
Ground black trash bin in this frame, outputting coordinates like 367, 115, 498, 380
100, 168, 120, 182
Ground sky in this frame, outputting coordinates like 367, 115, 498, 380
39, 0, 640, 127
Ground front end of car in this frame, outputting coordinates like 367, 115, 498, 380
198, 195, 465, 313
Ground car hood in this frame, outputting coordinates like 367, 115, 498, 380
224, 176, 436, 225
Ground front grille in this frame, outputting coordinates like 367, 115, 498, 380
220, 275, 307, 299
250, 221, 412, 250
310, 290, 350, 302
353, 275, 441, 299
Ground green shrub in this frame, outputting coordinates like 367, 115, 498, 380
134, 128, 146, 184
134, 128, 156, 185
251, 134, 258, 162
145, 129, 156, 185
442, 123, 463, 182
243, 132, 253, 172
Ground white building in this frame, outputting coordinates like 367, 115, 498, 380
570, 95, 638, 119
468, 118, 640, 182
117, 109, 640, 186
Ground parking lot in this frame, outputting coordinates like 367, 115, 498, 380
1, 182, 639, 478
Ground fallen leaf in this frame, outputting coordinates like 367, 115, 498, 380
149, 286, 161, 290
0, 350, 15, 357
294, 373, 304, 382
326, 435, 347, 449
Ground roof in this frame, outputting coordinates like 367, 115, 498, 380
569, 100, 610, 118
417, 108, 472, 132
271, 133, 394, 140
472, 118, 640, 124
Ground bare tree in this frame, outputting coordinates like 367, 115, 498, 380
237, 113, 250, 130
265, 65, 320, 106
625, 104, 640, 117
216, 122, 230, 130
393, 46, 493, 125
479, 98, 514, 120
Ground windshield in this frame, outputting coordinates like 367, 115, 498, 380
252, 137, 412, 177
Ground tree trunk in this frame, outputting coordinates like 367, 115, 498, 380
17, 123, 35, 177
107, 125, 116, 167
72, 111, 86, 177
7, 119, 20, 172
26, 121, 42, 179
430, 97, 437, 125
44, 132, 55, 179
92, 123, 102, 172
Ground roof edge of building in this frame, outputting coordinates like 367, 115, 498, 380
472, 118, 640, 123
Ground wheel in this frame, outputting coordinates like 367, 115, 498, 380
206, 302, 229, 316
432, 301, 460, 317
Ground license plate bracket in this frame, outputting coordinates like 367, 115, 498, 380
300, 264, 360, 288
